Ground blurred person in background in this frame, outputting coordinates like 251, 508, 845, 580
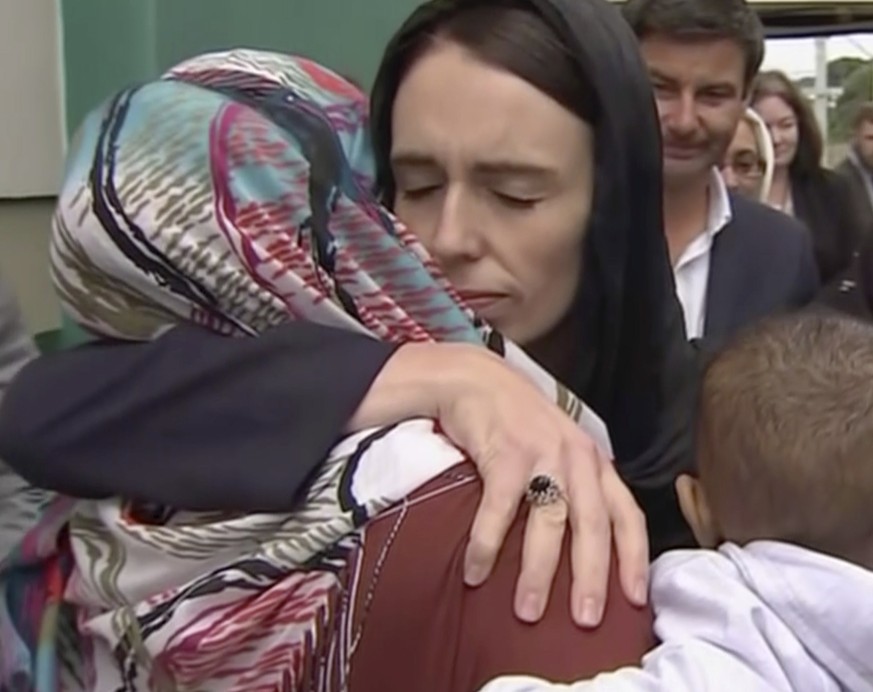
623, 0, 817, 346
818, 103, 873, 321
720, 108, 773, 202
835, 101, 873, 244
752, 70, 864, 284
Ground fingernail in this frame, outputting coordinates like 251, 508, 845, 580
517, 592, 544, 622
464, 562, 488, 587
633, 579, 648, 606
577, 598, 603, 628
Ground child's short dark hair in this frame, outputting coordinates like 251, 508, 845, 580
698, 312, 873, 567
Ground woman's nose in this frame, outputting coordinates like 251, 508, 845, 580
429, 188, 485, 265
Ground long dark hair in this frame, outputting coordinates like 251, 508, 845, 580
369, 1, 604, 394
751, 70, 824, 177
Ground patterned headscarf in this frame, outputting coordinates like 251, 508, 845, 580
2, 50, 610, 691
53, 50, 484, 347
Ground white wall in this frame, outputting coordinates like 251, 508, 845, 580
0, 0, 66, 198
0, 198, 56, 332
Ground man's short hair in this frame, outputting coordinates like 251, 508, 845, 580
698, 312, 873, 568
622, 0, 765, 89
854, 102, 873, 131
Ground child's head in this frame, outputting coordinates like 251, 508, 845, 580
677, 312, 873, 568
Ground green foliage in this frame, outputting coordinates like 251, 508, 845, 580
828, 57, 868, 87
831, 62, 873, 142
757, 57, 872, 144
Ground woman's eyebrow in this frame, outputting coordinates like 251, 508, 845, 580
390, 151, 439, 169
472, 160, 558, 180
391, 152, 560, 182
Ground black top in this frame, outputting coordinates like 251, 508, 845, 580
792, 167, 864, 285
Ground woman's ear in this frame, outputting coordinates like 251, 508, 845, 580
675, 475, 720, 548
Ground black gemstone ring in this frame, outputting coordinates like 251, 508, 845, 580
525, 474, 563, 506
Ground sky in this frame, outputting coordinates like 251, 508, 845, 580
764, 33, 873, 78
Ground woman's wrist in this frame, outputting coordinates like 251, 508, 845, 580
344, 341, 474, 433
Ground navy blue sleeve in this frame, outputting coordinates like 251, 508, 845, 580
0, 323, 397, 511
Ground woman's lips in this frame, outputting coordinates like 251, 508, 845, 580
458, 290, 509, 311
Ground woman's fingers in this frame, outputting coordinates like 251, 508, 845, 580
464, 461, 522, 587
566, 442, 612, 628
600, 458, 649, 606
514, 474, 568, 622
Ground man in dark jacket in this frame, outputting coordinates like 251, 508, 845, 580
624, 0, 819, 346
835, 102, 873, 247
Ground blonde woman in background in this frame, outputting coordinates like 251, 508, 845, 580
721, 108, 774, 203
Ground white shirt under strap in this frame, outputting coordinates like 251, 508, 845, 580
672, 169, 733, 339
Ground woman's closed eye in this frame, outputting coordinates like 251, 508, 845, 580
493, 191, 542, 209
400, 185, 442, 200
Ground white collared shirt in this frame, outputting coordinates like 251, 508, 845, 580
672, 169, 733, 339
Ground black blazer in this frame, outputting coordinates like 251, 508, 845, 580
792, 168, 864, 284
815, 232, 873, 323
704, 193, 820, 342
834, 158, 873, 247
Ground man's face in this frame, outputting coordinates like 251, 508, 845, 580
640, 34, 748, 186
855, 120, 873, 169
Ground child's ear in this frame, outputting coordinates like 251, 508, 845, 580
675, 475, 720, 548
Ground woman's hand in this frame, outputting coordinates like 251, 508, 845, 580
348, 342, 649, 627
433, 345, 648, 627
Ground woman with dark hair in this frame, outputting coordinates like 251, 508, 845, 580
752, 70, 863, 283
1, 1, 696, 687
